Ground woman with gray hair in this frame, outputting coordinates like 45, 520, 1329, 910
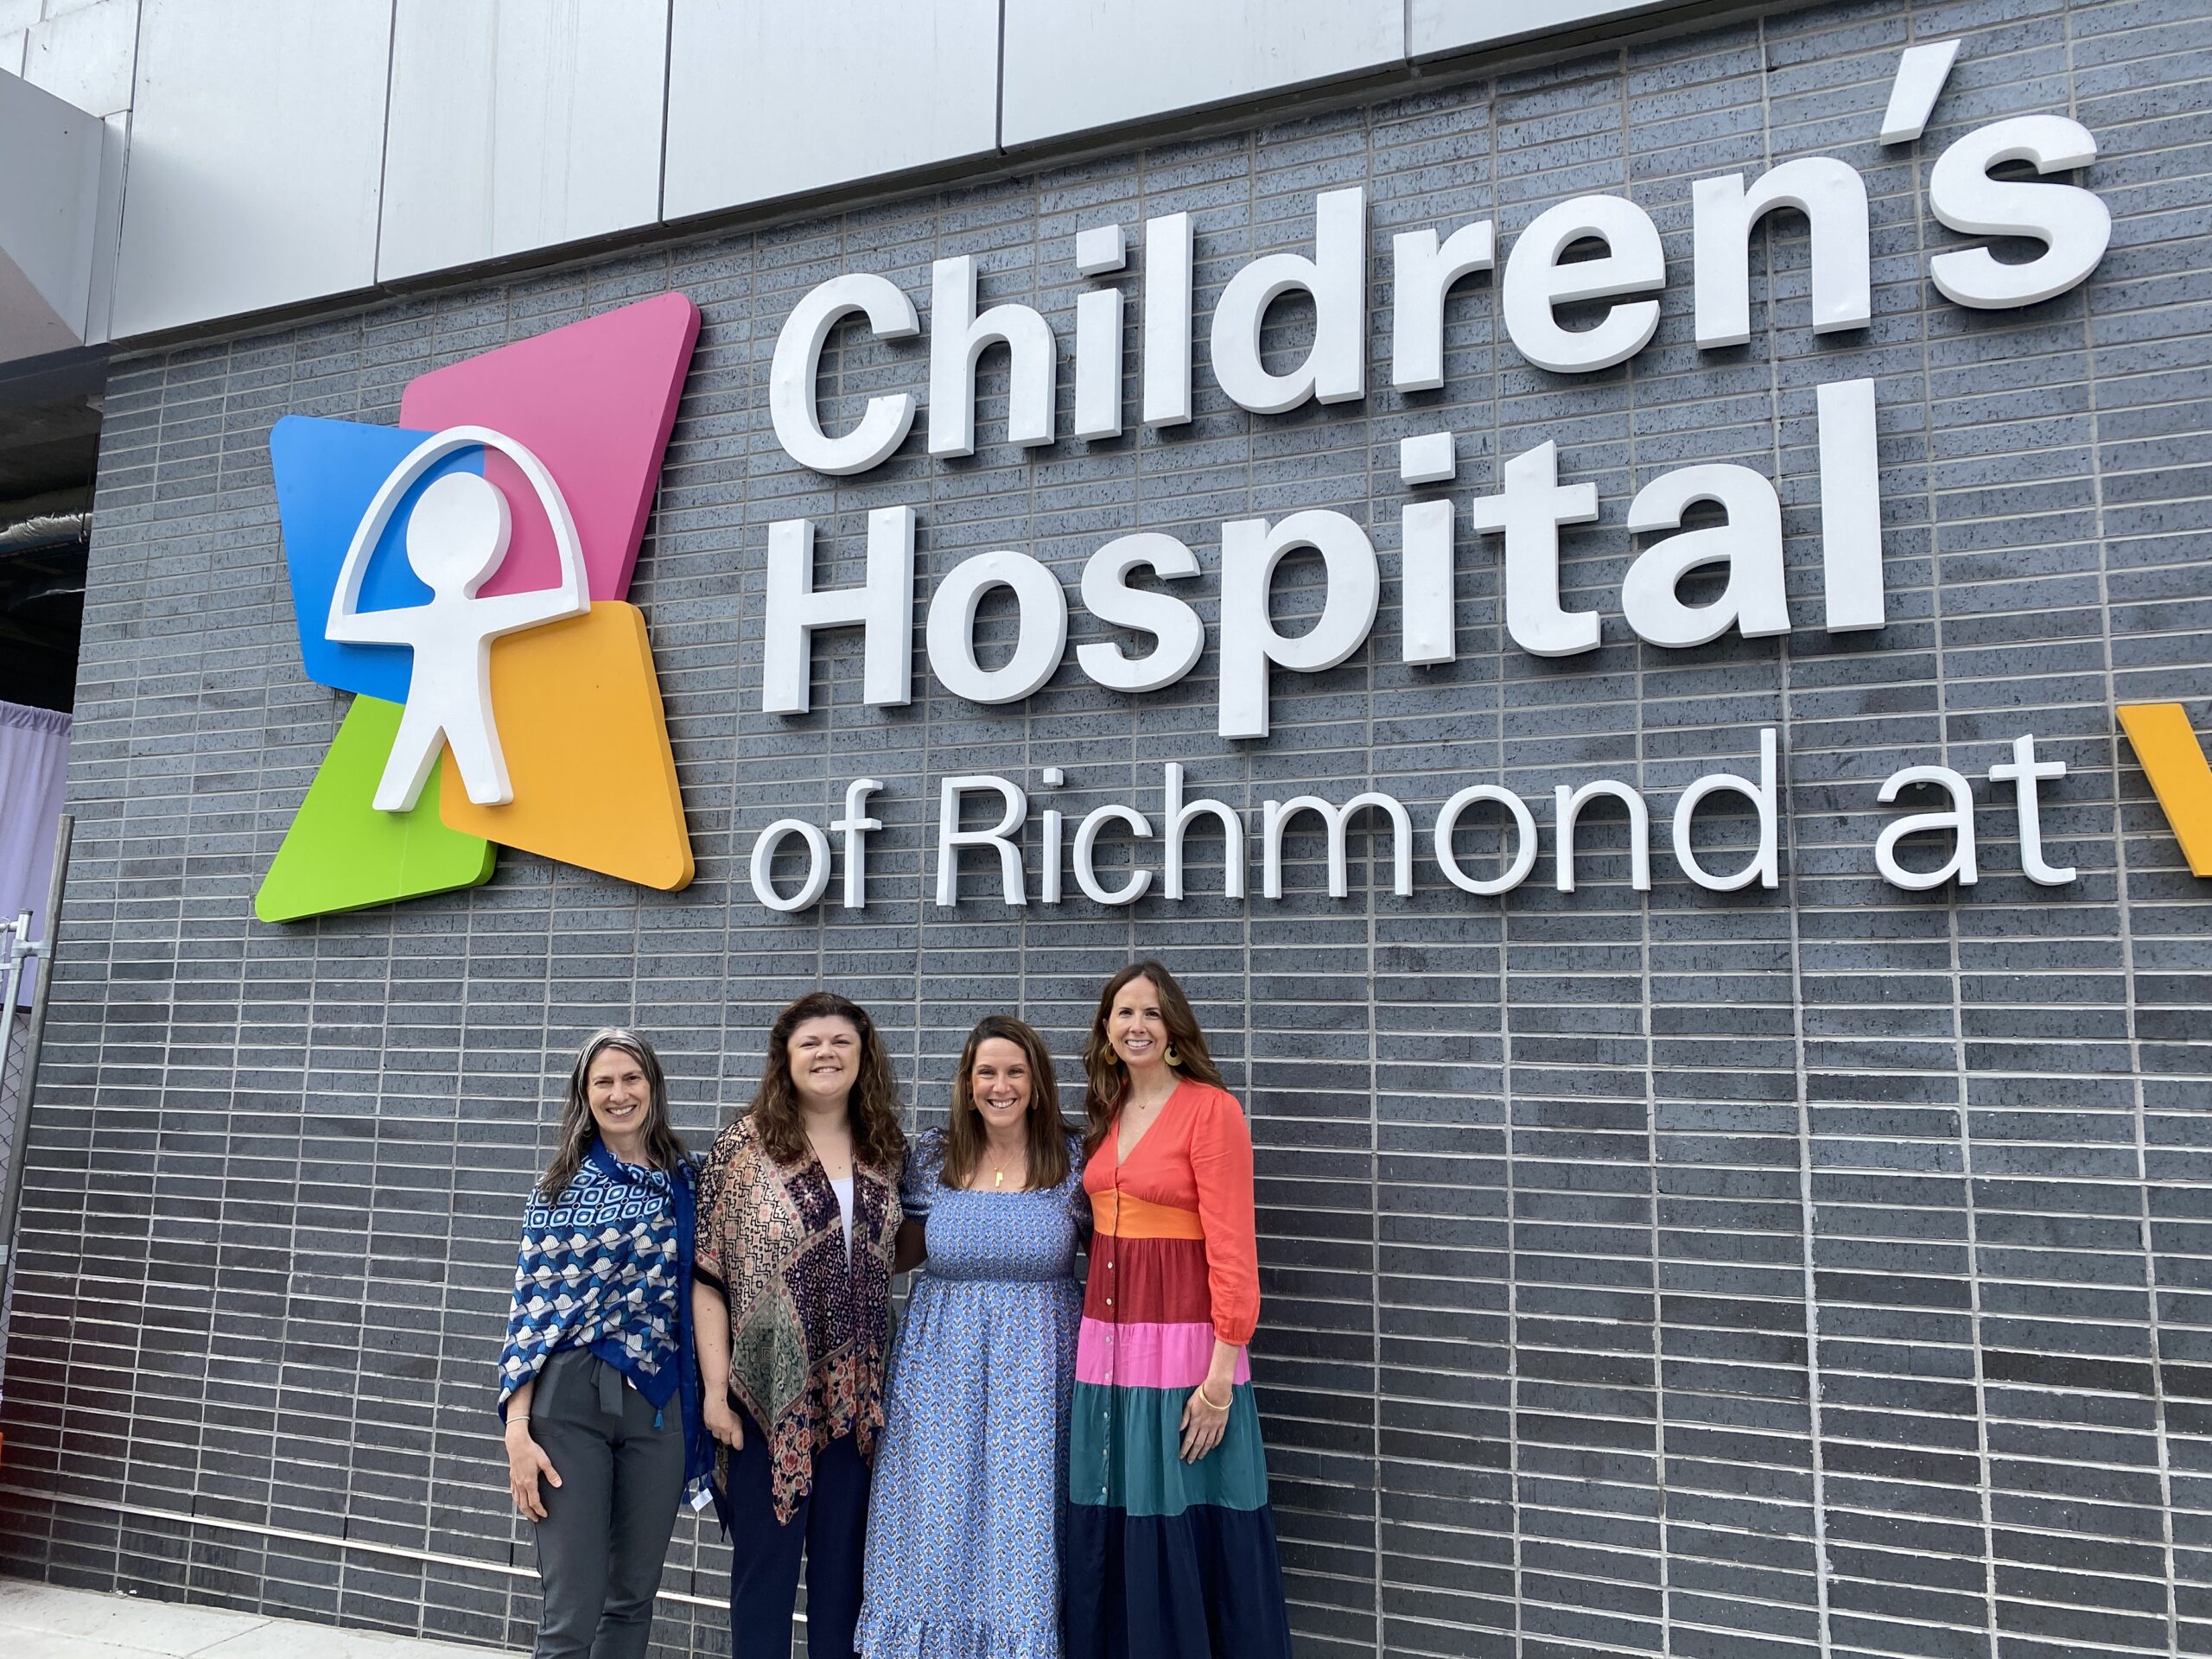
495, 1029, 711, 1659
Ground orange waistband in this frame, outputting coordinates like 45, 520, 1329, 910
1091, 1188, 1205, 1240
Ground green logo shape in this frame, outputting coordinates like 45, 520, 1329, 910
255, 695, 497, 923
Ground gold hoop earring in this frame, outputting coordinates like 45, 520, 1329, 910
1164, 1043, 1182, 1068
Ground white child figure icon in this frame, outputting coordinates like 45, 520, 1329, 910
327, 424, 589, 812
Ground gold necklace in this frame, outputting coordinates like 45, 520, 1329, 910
986, 1146, 1023, 1189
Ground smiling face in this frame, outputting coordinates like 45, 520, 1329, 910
787, 1015, 862, 1112
586, 1043, 653, 1156
969, 1037, 1034, 1138
1108, 976, 1172, 1076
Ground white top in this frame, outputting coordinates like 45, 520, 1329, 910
830, 1174, 855, 1266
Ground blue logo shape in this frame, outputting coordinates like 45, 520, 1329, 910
269, 415, 485, 704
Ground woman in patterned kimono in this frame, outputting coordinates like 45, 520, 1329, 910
692, 991, 908, 1659
496, 1028, 710, 1659
1063, 962, 1295, 1659
856, 1014, 1088, 1659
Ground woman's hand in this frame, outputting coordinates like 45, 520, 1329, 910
505, 1421, 560, 1520
702, 1389, 745, 1451
1179, 1382, 1231, 1463
692, 1281, 741, 1451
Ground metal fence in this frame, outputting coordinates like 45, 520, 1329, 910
0, 1009, 19, 1198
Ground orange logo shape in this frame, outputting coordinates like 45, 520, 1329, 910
440, 603, 694, 890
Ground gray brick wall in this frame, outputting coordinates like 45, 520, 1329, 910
3, 2, 2209, 1655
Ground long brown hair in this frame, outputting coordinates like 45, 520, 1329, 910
940, 1015, 1071, 1192
747, 991, 907, 1172
539, 1028, 689, 1198
1080, 961, 1224, 1155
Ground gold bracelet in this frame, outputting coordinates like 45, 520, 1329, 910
1197, 1383, 1231, 1413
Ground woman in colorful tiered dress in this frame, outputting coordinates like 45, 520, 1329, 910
1065, 962, 1294, 1659
857, 1014, 1088, 1659
692, 992, 907, 1659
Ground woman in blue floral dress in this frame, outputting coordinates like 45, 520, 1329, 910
857, 1014, 1088, 1659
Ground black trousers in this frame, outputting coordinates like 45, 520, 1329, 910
528, 1349, 686, 1659
724, 1414, 870, 1659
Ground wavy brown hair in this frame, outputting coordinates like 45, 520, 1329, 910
940, 1015, 1071, 1192
747, 991, 907, 1172
539, 1028, 689, 1198
1081, 961, 1224, 1156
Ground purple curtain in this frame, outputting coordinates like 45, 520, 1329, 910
0, 702, 71, 1007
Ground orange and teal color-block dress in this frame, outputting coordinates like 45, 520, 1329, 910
1065, 1078, 1294, 1659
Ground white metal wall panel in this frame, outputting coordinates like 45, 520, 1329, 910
999, 0, 1402, 148
111, 0, 391, 337
0, 0, 32, 80
1409, 0, 1686, 59
0, 68, 104, 358
378, 0, 669, 283
22, 0, 138, 118
661, 0, 999, 220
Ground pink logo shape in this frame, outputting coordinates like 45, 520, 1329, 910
398, 291, 701, 601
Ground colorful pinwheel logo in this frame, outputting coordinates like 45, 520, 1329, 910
256, 293, 700, 923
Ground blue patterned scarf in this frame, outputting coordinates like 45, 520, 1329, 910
497, 1139, 711, 1495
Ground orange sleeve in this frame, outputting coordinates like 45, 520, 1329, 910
1188, 1086, 1261, 1346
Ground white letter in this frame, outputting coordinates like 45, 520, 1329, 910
1693, 159, 1871, 350
1928, 116, 2110, 309
1163, 762, 1245, 900
1502, 195, 1664, 374
1391, 220, 1496, 391
1219, 510, 1380, 740
769, 274, 919, 476
1143, 212, 1193, 429
1468, 442, 1601, 658
1875, 765, 1978, 890
1433, 785, 1539, 896
1262, 792, 1413, 900
929, 256, 1057, 457
750, 819, 831, 913
1402, 499, 1456, 666
1672, 729, 1780, 892
763, 508, 915, 715
1040, 807, 1064, 904
1074, 286, 1124, 442
830, 778, 883, 910
1074, 804, 1154, 906
937, 775, 1028, 907
1077, 533, 1204, 693
1210, 188, 1366, 415
1554, 780, 1651, 893
925, 550, 1068, 705
1816, 378, 1885, 633
1620, 463, 1789, 648
1989, 734, 2075, 886
1073, 225, 1126, 442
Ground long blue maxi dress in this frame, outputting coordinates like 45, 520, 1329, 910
857, 1128, 1088, 1659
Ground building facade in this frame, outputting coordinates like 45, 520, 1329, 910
1, 3, 2209, 1657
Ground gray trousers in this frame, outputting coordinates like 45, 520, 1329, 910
529, 1348, 686, 1659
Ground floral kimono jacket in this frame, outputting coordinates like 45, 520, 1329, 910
692, 1114, 902, 1522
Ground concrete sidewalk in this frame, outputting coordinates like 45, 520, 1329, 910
0, 1579, 508, 1659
